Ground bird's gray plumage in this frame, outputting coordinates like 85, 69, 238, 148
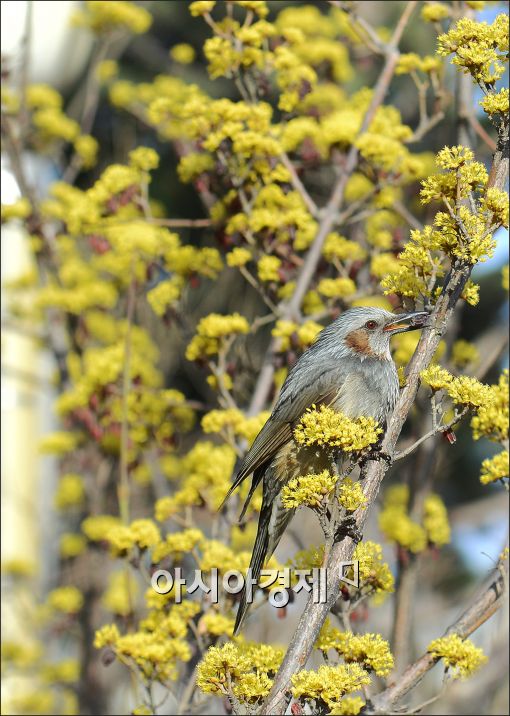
223, 306, 428, 634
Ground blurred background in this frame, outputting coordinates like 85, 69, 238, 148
1, 2, 508, 714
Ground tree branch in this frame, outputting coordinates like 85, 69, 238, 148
248, 1, 418, 417
261, 107, 508, 716
367, 558, 508, 714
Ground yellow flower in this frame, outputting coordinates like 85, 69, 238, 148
60, 533, 87, 558
54, 474, 86, 509
480, 88, 509, 116
257, 255, 282, 282
189, 1, 216, 16
354, 541, 394, 595
317, 277, 356, 299
421, 365, 454, 392
73, 134, 99, 168
423, 494, 450, 546
47, 586, 84, 614
480, 450, 508, 485
186, 313, 250, 360
72, 0, 152, 34
338, 633, 394, 677
322, 233, 367, 262
338, 478, 366, 512
291, 663, 371, 709
129, 146, 159, 171
1, 198, 32, 221
227, 247, 252, 267
282, 470, 337, 509
25, 83, 62, 109
421, 3, 450, 22
197, 643, 251, 694
170, 43, 196, 64
102, 570, 139, 616
147, 278, 182, 316
378, 485, 427, 553
96, 59, 119, 82
329, 696, 365, 715
199, 612, 235, 637
94, 623, 121, 648
81, 514, 122, 541
452, 340, 479, 368
428, 635, 487, 678
294, 405, 382, 452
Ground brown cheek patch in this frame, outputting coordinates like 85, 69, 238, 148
345, 328, 377, 357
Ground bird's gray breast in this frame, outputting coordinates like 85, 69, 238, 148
329, 358, 399, 423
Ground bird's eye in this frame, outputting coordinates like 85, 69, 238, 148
365, 320, 378, 330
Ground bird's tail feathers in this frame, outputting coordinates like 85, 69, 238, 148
233, 509, 270, 635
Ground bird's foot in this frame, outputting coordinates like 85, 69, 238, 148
359, 446, 392, 471
334, 516, 362, 544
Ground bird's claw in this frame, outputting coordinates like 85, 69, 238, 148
334, 516, 362, 544
359, 448, 392, 469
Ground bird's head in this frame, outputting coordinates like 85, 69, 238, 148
318, 307, 429, 362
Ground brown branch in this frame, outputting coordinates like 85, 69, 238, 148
367, 558, 508, 714
261, 109, 509, 716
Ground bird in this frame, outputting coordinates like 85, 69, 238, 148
223, 306, 429, 634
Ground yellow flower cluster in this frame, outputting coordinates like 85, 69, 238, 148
152, 528, 204, 563
102, 570, 139, 616
437, 14, 508, 85
354, 541, 395, 596
421, 3, 450, 23
421, 365, 491, 408
423, 494, 451, 546
170, 43, 196, 65
1, 198, 32, 221
379, 485, 450, 553
155, 441, 237, 516
202, 408, 270, 446
480, 87, 509, 116
471, 370, 509, 443
317, 277, 356, 299
39, 431, 81, 455
272, 320, 323, 351
294, 405, 382, 452
322, 233, 367, 263
59, 533, 87, 559
196, 641, 283, 703
452, 340, 479, 369
47, 586, 84, 614
428, 635, 487, 678
186, 313, 250, 360
199, 612, 235, 637
81, 514, 121, 542
282, 470, 337, 509
338, 478, 367, 512
291, 663, 370, 710
72, 0, 152, 35
257, 255, 282, 282
480, 451, 509, 485
54, 474, 85, 510
107, 519, 160, 556
339, 633, 394, 677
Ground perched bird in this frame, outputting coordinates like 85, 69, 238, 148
223, 306, 429, 634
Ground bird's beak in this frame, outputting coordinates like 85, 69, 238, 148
383, 311, 430, 335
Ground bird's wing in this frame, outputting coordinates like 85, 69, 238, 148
223, 359, 341, 504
